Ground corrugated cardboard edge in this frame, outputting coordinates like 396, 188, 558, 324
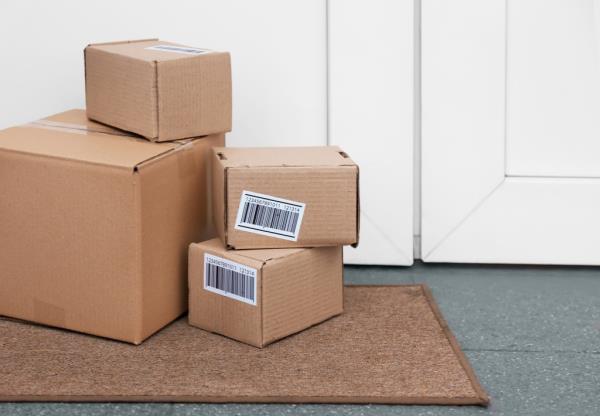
0, 284, 489, 405
153, 60, 160, 140
333, 148, 360, 247
131, 167, 144, 345
352, 163, 360, 247
222, 166, 231, 248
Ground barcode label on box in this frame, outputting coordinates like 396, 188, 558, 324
145, 45, 210, 55
235, 191, 305, 241
204, 253, 257, 305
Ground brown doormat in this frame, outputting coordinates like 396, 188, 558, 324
0, 285, 489, 405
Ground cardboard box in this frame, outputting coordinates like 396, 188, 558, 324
212, 146, 359, 249
0, 109, 224, 344
85, 39, 232, 142
188, 238, 343, 347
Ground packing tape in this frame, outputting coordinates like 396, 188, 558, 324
23, 121, 90, 136
33, 298, 66, 327
29, 120, 136, 138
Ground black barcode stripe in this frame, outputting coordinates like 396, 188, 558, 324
206, 263, 254, 302
240, 202, 299, 234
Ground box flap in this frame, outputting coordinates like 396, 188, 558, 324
0, 110, 178, 169
87, 39, 218, 63
195, 238, 304, 264
214, 146, 357, 168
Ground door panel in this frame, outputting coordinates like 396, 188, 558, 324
421, 0, 506, 260
422, 0, 600, 265
329, 0, 414, 265
506, 0, 600, 177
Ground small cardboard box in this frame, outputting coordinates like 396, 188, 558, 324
188, 238, 343, 347
212, 146, 359, 249
85, 39, 232, 142
0, 109, 224, 344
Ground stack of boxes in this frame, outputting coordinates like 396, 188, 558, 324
189, 146, 359, 347
0, 39, 359, 348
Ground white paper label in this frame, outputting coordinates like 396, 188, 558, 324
204, 253, 257, 306
145, 44, 210, 55
234, 191, 305, 241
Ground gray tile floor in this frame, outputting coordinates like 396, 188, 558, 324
2, 262, 599, 416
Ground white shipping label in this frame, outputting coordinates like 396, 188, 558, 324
204, 253, 257, 306
145, 44, 211, 55
234, 191, 305, 241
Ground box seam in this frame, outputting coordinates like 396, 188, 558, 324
133, 170, 144, 344
260, 262, 265, 348
153, 61, 160, 140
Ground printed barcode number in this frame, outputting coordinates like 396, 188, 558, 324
204, 254, 257, 305
234, 191, 306, 241
145, 45, 210, 55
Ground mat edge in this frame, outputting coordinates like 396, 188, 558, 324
0, 395, 488, 405
418, 284, 491, 407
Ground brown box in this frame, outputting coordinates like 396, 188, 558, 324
188, 238, 343, 347
0, 109, 224, 344
212, 146, 359, 249
85, 39, 232, 142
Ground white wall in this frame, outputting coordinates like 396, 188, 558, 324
0, 0, 327, 147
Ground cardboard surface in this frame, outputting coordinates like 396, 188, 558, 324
85, 39, 232, 141
212, 146, 359, 249
0, 109, 225, 344
0, 285, 489, 406
188, 238, 343, 347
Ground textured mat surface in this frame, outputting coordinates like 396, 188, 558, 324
0, 285, 488, 405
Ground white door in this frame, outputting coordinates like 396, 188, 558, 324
422, 0, 600, 265
329, 0, 415, 265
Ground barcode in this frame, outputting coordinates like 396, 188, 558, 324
235, 191, 306, 241
241, 201, 300, 233
204, 254, 257, 305
145, 45, 210, 55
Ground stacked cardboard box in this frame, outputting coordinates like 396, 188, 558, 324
0, 38, 359, 348
0, 39, 231, 344
188, 146, 359, 347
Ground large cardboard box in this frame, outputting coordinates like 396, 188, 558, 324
188, 238, 343, 348
0, 109, 224, 344
212, 146, 359, 249
85, 39, 232, 142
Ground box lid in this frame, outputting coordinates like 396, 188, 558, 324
0, 110, 179, 170
214, 146, 357, 168
87, 39, 219, 63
